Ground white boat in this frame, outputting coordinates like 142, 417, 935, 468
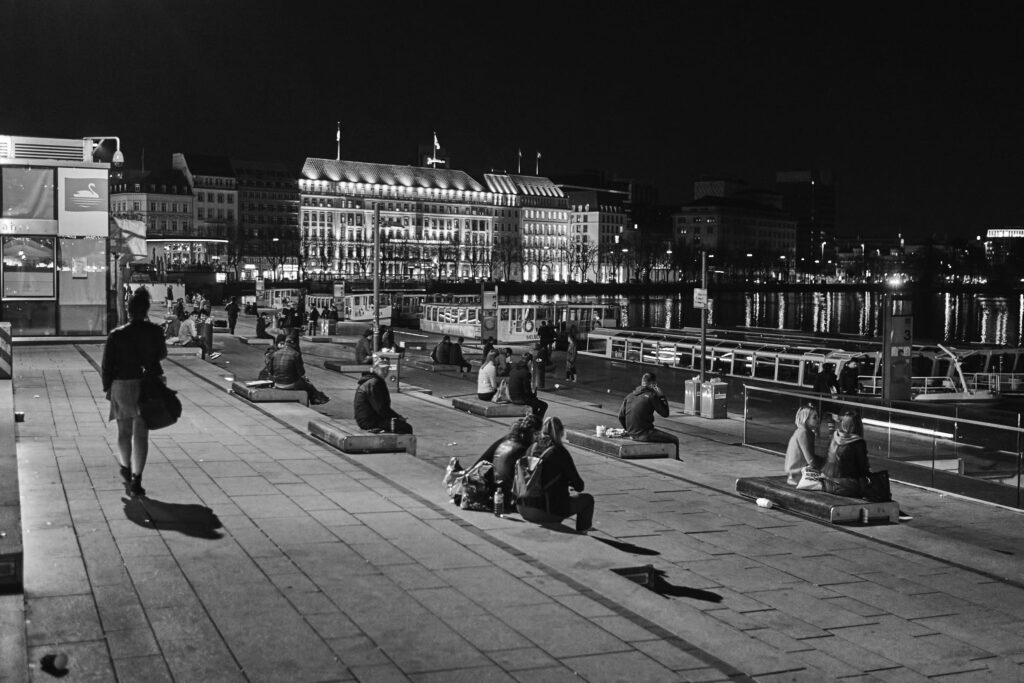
910, 345, 1001, 405
420, 297, 619, 344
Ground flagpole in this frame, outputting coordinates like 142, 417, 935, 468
517, 149, 521, 174
336, 122, 340, 161
535, 151, 540, 175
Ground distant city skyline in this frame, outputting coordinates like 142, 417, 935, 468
2, 1, 1021, 239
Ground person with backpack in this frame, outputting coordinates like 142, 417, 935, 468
514, 416, 594, 532
508, 352, 547, 419
472, 416, 538, 504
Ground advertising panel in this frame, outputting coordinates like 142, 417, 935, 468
58, 168, 109, 236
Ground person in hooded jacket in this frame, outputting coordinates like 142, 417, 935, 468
821, 410, 870, 497
516, 416, 594, 532
618, 372, 679, 450
354, 356, 413, 433
508, 352, 547, 419
354, 328, 374, 364
431, 335, 453, 365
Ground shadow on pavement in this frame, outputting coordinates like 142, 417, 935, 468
123, 497, 224, 539
592, 537, 660, 556
650, 570, 723, 602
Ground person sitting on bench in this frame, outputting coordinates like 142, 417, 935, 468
266, 334, 330, 405
618, 372, 678, 447
354, 328, 374, 365
354, 356, 412, 434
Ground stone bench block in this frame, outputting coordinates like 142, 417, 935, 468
230, 381, 308, 406
735, 475, 899, 524
165, 345, 203, 357
451, 397, 531, 418
324, 360, 372, 374
565, 429, 677, 460
240, 337, 273, 345
308, 419, 417, 455
300, 336, 334, 343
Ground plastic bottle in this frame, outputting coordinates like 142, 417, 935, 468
494, 489, 505, 517
755, 497, 773, 509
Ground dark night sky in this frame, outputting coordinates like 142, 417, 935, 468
2, 1, 1021, 240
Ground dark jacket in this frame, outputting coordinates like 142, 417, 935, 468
539, 323, 556, 347
279, 306, 296, 329
101, 320, 168, 392
449, 342, 468, 367
354, 373, 400, 430
268, 343, 305, 385
431, 340, 452, 364
521, 436, 585, 516
354, 336, 374, 364
225, 300, 240, 320
507, 361, 535, 404
308, 307, 320, 323
838, 364, 860, 394
822, 433, 870, 497
618, 385, 670, 438
813, 369, 838, 394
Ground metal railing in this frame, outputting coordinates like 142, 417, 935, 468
743, 385, 1024, 509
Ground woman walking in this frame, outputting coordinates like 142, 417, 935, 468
101, 288, 168, 497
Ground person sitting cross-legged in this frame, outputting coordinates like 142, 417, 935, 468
515, 416, 594, 532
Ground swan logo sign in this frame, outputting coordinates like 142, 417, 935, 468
58, 169, 108, 236
65, 177, 107, 212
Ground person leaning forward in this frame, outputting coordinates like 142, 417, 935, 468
354, 356, 413, 434
618, 372, 679, 453
508, 352, 547, 419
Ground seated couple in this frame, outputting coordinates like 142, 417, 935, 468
472, 415, 593, 532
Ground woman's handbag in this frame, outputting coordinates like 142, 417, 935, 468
492, 378, 511, 404
795, 466, 823, 491
861, 470, 892, 502
138, 373, 182, 430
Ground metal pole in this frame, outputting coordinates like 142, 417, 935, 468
699, 250, 707, 384
373, 204, 380, 353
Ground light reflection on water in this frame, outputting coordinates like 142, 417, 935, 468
639, 290, 1023, 346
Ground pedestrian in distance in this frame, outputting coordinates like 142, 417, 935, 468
617, 372, 679, 452
565, 335, 578, 382
785, 404, 822, 485
838, 360, 860, 395
531, 342, 547, 390
101, 288, 167, 497
354, 356, 413, 433
515, 416, 594, 532
477, 350, 499, 401
354, 328, 374, 364
450, 336, 472, 374
307, 305, 320, 336
224, 296, 240, 335
509, 352, 547, 419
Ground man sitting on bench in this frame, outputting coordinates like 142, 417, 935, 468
618, 372, 679, 449
266, 334, 330, 405
354, 356, 413, 434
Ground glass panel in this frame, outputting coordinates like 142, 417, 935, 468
2, 167, 55, 219
58, 237, 107, 335
2, 300, 55, 336
3, 235, 56, 297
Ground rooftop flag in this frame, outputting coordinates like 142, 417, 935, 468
433, 132, 441, 150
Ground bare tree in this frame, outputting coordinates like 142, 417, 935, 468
491, 236, 522, 281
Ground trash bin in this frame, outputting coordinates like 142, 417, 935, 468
700, 380, 728, 419
683, 378, 701, 416
379, 351, 402, 393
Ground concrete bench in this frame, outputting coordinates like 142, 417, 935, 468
565, 429, 678, 460
300, 335, 334, 343
451, 397, 531, 418
165, 345, 203, 357
324, 360, 372, 374
309, 419, 417, 455
240, 337, 274, 345
735, 476, 899, 524
230, 381, 308, 406
405, 358, 470, 373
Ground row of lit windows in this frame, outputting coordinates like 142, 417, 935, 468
300, 179, 490, 204
197, 208, 234, 221
195, 192, 234, 204
523, 224, 566, 236
524, 210, 567, 220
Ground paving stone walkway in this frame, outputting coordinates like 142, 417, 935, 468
4, 332, 1024, 682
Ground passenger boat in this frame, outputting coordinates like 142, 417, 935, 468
303, 291, 393, 326
581, 327, 1024, 404
420, 296, 620, 344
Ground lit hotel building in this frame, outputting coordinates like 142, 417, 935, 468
0, 135, 114, 337
299, 159, 494, 281
483, 174, 569, 282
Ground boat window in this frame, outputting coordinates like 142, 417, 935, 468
752, 354, 776, 380
499, 308, 509, 321
625, 340, 642, 363
777, 356, 800, 383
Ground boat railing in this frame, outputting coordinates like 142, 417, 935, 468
742, 384, 1024, 509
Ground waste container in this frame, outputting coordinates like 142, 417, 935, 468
378, 351, 402, 393
683, 378, 701, 416
700, 380, 728, 419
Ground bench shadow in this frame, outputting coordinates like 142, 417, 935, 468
649, 570, 723, 602
123, 497, 224, 539
592, 537, 660, 556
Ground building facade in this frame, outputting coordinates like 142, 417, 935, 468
171, 153, 236, 270
775, 170, 836, 263
0, 135, 112, 337
563, 189, 629, 282
483, 174, 569, 282
299, 159, 494, 282
232, 159, 300, 281
111, 169, 194, 272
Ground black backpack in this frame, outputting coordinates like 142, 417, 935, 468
513, 445, 558, 505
